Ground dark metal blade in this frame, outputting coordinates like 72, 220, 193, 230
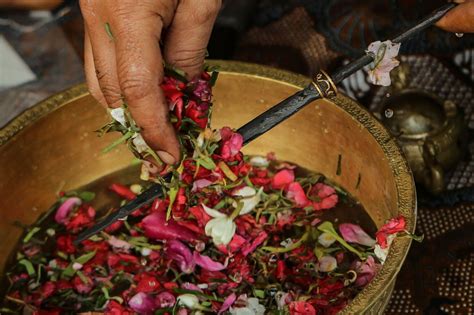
74, 182, 165, 244
74, 3, 456, 246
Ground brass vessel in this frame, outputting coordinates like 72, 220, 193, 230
379, 90, 466, 194
0, 61, 416, 314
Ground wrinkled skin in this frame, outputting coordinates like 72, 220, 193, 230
79, 0, 221, 164
437, 0, 474, 33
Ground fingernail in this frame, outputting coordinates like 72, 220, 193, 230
157, 150, 176, 165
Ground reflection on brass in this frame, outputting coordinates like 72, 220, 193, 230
312, 69, 337, 99
379, 90, 466, 194
0, 60, 415, 314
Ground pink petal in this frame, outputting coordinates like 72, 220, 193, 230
129, 292, 156, 314
55, 197, 81, 224
220, 127, 243, 158
339, 223, 376, 247
108, 236, 132, 252
192, 179, 213, 192
181, 282, 203, 292
217, 234, 247, 254
314, 183, 336, 198
353, 256, 380, 287
286, 182, 309, 207
218, 293, 237, 315
142, 212, 196, 242
241, 231, 268, 256
271, 169, 295, 190
193, 251, 227, 271
166, 240, 195, 274
155, 292, 176, 308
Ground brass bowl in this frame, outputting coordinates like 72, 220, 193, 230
0, 61, 416, 314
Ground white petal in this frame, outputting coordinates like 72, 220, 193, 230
177, 294, 200, 309
249, 156, 269, 167
318, 232, 336, 248
132, 134, 149, 153
318, 256, 337, 272
220, 220, 236, 245
110, 108, 126, 126
233, 186, 256, 198
202, 204, 226, 218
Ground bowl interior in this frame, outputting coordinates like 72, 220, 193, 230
0, 61, 415, 313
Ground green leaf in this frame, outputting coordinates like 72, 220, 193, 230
218, 161, 237, 181
102, 130, 134, 154
317, 221, 365, 260
166, 186, 179, 221
197, 155, 216, 170
76, 270, 89, 284
76, 251, 97, 264
78, 191, 96, 202
262, 227, 310, 253
254, 289, 265, 299
18, 259, 35, 276
314, 246, 324, 260
62, 251, 97, 278
105, 22, 114, 40
23, 227, 41, 243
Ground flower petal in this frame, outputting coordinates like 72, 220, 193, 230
55, 197, 81, 224
202, 204, 226, 218
166, 240, 195, 274
129, 292, 156, 314
339, 223, 376, 247
193, 251, 227, 271
142, 212, 196, 242
318, 255, 338, 272
110, 108, 126, 126
218, 293, 237, 315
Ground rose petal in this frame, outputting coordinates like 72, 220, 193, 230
339, 223, 376, 247
55, 197, 82, 224
155, 292, 176, 308
193, 251, 227, 271
142, 212, 196, 242
218, 293, 237, 315
129, 292, 156, 314
286, 182, 309, 207
192, 179, 213, 192
241, 231, 268, 256
166, 240, 195, 274
272, 169, 295, 190
108, 236, 132, 252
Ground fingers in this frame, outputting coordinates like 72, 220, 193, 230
81, 2, 122, 108
164, 0, 221, 79
84, 28, 107, 107
436, 0, 474, 33
110, 6, 180, 164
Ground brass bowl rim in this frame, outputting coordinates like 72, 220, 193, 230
0, 60, 416, 313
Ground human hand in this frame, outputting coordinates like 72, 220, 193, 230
80, 0, 221, 164
436, 0, 474, 33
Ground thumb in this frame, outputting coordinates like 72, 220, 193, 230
163, 0, 221, 79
